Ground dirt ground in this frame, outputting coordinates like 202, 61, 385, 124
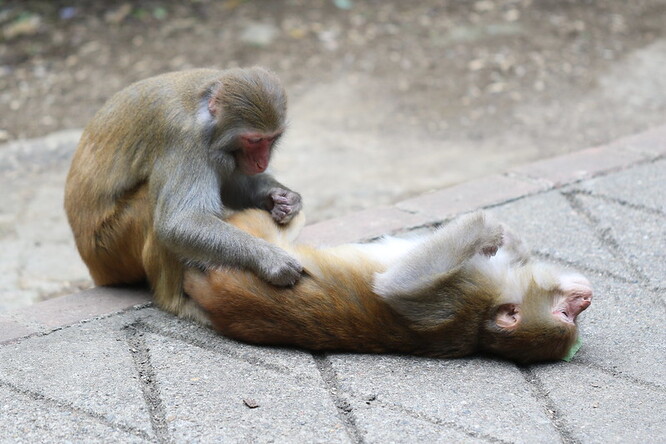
1, 0, 666, 308
1, 0, 666, 222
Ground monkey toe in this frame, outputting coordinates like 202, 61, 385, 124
479, 224, 504, 257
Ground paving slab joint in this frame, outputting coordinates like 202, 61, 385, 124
520, 367, 579, 444
312, 353, 364, 443
124, 322, 173, 443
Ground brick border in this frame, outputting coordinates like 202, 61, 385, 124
2, 124, 664, 344
1, 286, 151, 344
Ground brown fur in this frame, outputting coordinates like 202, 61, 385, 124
185, 210, 591, 363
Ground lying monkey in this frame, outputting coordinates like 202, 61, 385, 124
185, 210, 592, 363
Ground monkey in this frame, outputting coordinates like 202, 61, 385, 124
184, 209, 593, 363
64, 67, 303, 323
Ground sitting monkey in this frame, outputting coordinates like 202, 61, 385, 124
185, 210, 593, 364
65, 68, 303, 323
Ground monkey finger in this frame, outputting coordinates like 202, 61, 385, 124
276, 213, 296, 224
271, 209, 287, 220
267, 261, 303, 286
272, 206, 296, 224
272, 196, 290, 205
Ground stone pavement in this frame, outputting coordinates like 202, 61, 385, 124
1, 126, 665, 443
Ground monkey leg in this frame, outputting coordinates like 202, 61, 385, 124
374, 212, 503, 298
73, 186, 151, 286
142, 231, 210, 325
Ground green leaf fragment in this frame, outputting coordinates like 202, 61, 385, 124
562, 337, 583, 362
153, 7, 168, 20
333, 0, 353, 10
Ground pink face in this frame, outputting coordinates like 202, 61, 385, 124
552, 275, 593, 324
495, 274, 593, 329
236, 132, 281, 175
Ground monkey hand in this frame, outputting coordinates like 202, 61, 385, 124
257, 246, 304, 286
479, 221, 504, 257
268, 188, 302, 224
499, 223, 531, 262
447, 212, 505, 257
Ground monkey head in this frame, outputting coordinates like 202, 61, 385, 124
480, 267, 593, 364
207, 67, 287, 175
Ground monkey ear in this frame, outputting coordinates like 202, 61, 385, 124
208, 96, 220, 117
495, 303, 521, 329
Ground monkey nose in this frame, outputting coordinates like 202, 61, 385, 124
570, 292, 592, 317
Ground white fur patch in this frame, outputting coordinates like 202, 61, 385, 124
196, 98, 214, 127
351, 236, 422, 267
469, 248, 527, 304
531, 263, 561, 290
558, 273, 593, 296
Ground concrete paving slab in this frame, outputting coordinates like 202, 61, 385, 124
0, 320, 154, 437
347, 402, 480, 443
486, 191, 632, 281
0, 237, 41, 312
608, 124, 666, 158
575, 278, 665, 388
328, 354, 561, 443
0, 317, 37, 343
530, 364, 666, 443
145, 333, 348, 443
396, 174, 547, 221
0, 130, 91, 309
572, 192, 666, 287
0, 386, 148, 443
135, 308, 332, 381
8, 286, 150, 332
575, 158, 666, 213
298, 206, 432, 246
508, 144, 648, 187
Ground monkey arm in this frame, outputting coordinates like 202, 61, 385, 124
221, 172, 302, 223
374, 212, 504, 298
221, 172, 298, 208
220, 171, 277, 208
152, 153, 303, 286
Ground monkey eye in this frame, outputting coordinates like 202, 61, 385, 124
247, 137, 262, 144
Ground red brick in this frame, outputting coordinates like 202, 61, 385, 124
509, 145, 647, 187
298, 206, 432, 246
0, 317, 38, 344
608, 124, 666, 157
12, 286, 151, 330
396, 174, 547, 220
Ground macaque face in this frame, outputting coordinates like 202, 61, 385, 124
552, 274, 593, 324
482, 269, 593, 363
235, 132, 281, 175
495, 273, 592, 329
